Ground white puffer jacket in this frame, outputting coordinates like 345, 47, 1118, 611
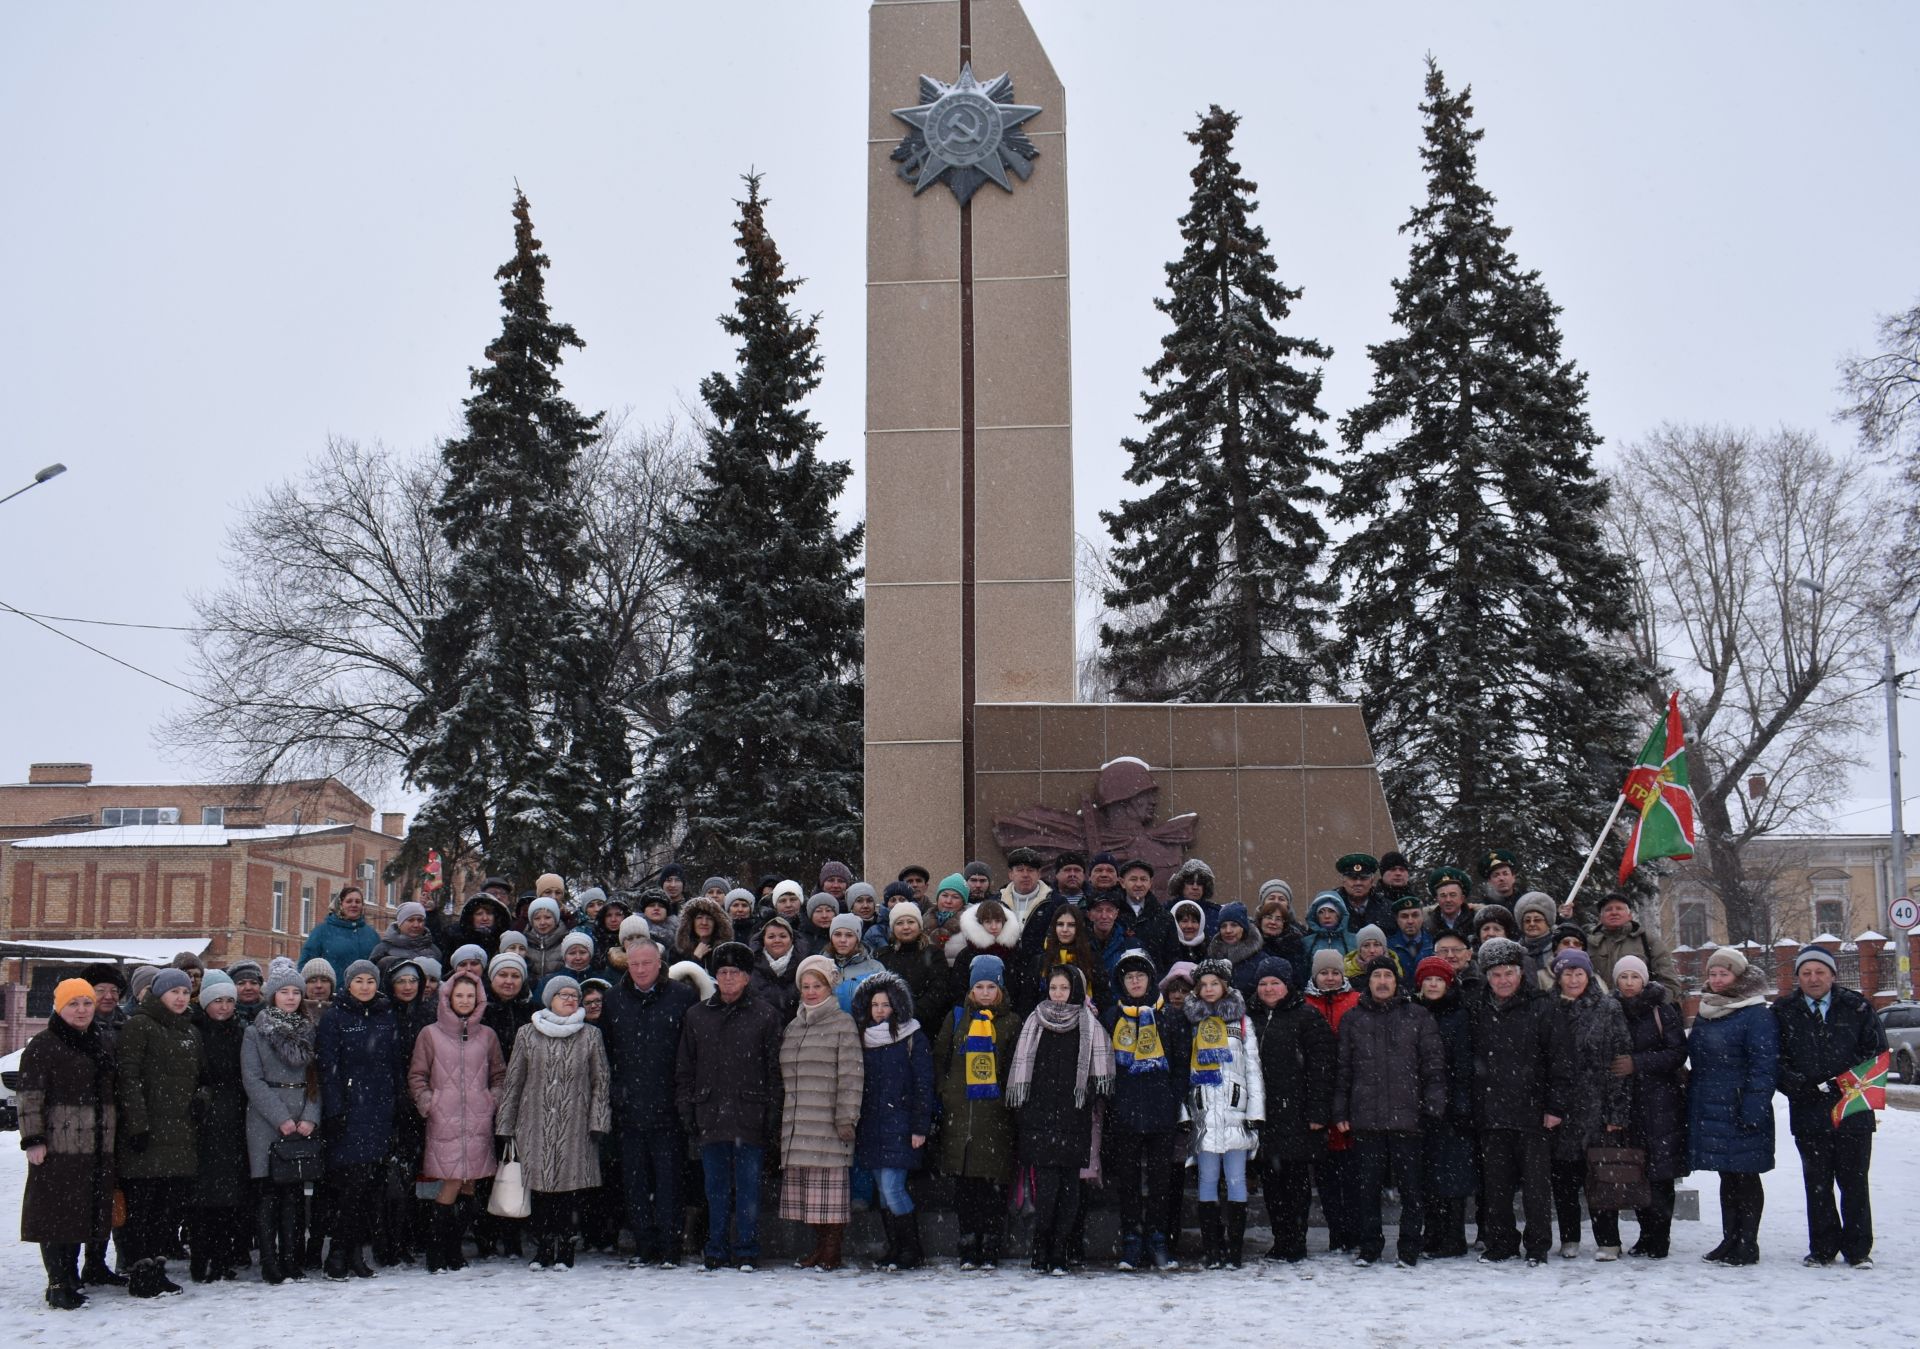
1185, 992, 1265, 1154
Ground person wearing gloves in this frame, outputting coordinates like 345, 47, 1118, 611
18, 978, 116, 1310
116, 965, 202, 1298
1008, 963, 1114, 1277
779, 954, 865, 1271
494, 975, 612, 1272
850, 971, 935, 1271
314, 959, 399, 1281
1184, 957, 1265, 1268
1334, 956, 1445, 1268
241, 964, 322, 1285
1101, 948, 1193, 1271
1688, 945, 1778, 1266
408, 971, 507, 1272
189, 973, 250, 1282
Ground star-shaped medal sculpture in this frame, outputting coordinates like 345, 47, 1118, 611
891, 62, 1042, 206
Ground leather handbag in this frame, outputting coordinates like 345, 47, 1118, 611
269, 1133, 327, 1186
1585, 1144, 1652, 1211
487, 1140, 532, 1219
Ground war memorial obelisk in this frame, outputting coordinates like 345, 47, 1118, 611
863, 0, 1396, 896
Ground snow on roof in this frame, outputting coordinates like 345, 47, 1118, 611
1857, 930, 1888, 942
8, 823, 346, 849
0, 937, 209, 963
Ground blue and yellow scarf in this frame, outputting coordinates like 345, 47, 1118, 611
1190, 1010, 1231, 1086
1111, 998, 1167, 1074
963, 1006, 1000, 1099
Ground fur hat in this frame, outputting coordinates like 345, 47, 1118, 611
80, 962, 128, 992
711, 941, 755, 975
300, 957, 337, 984
1513, 892, 1558, 929
1005, 846, 1044, 869
667, 960, 716, 1001
1476, 937, 1527, 972
1612, 954, 1650, 985
1311, 948, 1347, 979
1706, 945, 1749, 975
227, 959, 264, 984
1550, 923, 1588, 950
152, 968, 192, 997
795, 954, 839, 990
1414, 955, 1455, 987
1476, 905, 1518, 940
1379, 850, 1410, 872
1193, 957, 1235, 988
172, 950, 204, 971
617, 915, 653, 947
541, 975, 581, 1008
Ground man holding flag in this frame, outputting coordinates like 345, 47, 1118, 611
1772, 946, 1889, 1268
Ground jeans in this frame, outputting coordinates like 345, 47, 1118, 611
1195, 1148, 1249, 1203
1796, 1131, 1873, 1263
873, 1166, 914, 1215
699, 1142, 764, 1261
619, 1126, 682, 1260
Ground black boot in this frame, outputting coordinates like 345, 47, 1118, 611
256, 1194, 285, 1284
189, 1232, 214, 1284
82, 1245, 128, 1287
349, 1243, 377, 1278
878, 1211, 902, 1271
1197, 1201, 1223, 1270
129, 1257, 182, 1299
1029, 1235, 1051, 1272
323, 1241, 351, 1281
41, 1244, 86, 1310
1728, 1182, 1763, 1266
278, 1190, 307, 1280
439, 1203, 468, 1272
1224, 1202, 1247, 1269
895, 1211, 924, 1271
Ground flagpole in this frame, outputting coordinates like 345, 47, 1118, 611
1564, 791, 1630, 913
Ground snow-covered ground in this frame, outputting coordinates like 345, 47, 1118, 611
4, 1106, 1912, 1347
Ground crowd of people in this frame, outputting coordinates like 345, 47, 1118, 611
15, 846, 1888, 1309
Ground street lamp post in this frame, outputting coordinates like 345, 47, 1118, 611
0, 462, 67, 508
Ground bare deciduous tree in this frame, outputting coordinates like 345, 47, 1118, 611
1838, 297, 1920, 628
1606, 425, 1884, 943
162, 415, 697, 881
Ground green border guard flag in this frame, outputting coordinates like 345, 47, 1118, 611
1619, 692, 1696, 884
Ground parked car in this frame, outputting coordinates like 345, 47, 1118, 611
0, 1047, 20, 1131
1879, 1002, 1920, 1083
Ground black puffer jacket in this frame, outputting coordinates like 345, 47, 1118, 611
1615, 982, 1690, 1181
675, 985, 785, 1149
1332, 992, 1446, 1133
1469, 985, 1561, 1131
1546, 984, 1632, 1162
598, 974, 698, 1133
191, 1009, 250, 1208
1247, 986, 1335, 1160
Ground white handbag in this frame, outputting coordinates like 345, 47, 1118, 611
487, 1140, 531, 1219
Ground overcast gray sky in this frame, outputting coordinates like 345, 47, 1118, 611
3, 1, 1916, 820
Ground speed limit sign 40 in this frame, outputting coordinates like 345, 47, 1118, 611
1892, 897, 1919, 930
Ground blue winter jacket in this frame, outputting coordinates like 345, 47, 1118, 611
1387, 926, 1434, 978
1302, 894, 1356, 961
1686, 997, 1777, 1174
300, 911, 380, 982
316, 991, 400, 1166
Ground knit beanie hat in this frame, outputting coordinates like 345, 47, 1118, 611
1794, 946, 1838, 975
449, 943, 488, 968
1476, 937, 1527, 972
845, 881, 878, 908
560, 930, 595, 956
1258, 878, 1293, 905
1311, 948, 1346, 979
267, 955, 298, 980
829, 912, 865, 937
536, 872, 565, 896
1612, 954, 1650, 984
342, 959, 380, 987
413, 956, 443, 981
1362, 955, 1401, 990
488, 951, 528, 979
772, 879, 805, 904
1705, 945, 1748, 975
1354, 923, 1388, 948
936, 872, 970, 903
1414, 955, 1455, 987
152, 968, 193, 997
129, 966, 160, 1002
962, 860, 992, 881
819, 860, 855, 887
725, 887, 756, 908
889, 901, 924, 933
527, 897, 563, 925
575, 886, 607, 910
541, 975, 581, 1008
1217, 901, 1251, 931
808, 892, 842, 917
498, 930, 529, 952
1551, 948, 1594, 978
53, 978, 95, 1012
968, 953, 1006, 988
300, 958, 337, 984
198, 971, 236, 1006
263, 967, 304, 1004
1193, 957, 1234, 990
1249, 955, 1292, 988
388, 961, 423, 985
795, 954, 839, 990
172, 950, 204, 971
397, 901, 428, 925
882, 880, 914, 905
227, 959, 264, 984
1159, 960, 1197, 992
617, 915, 652, 947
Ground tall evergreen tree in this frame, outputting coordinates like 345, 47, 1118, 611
402, 189, 633, 885
1099, 106, 1335, 702
1333, 61, 1638, 896
641, 174, 864, 874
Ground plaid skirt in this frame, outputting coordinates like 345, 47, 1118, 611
778, 1165, 850, 1224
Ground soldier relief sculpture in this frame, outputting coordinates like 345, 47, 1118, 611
991, 757, 1199, 884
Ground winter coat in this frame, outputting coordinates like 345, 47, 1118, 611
1774, 983, 1887, 1138
1117, 893, 1179, 972
1586, 918, 1681, 992
1186, 993, 1266, 1153
878, 939, 953, 1032
1387, 925, 1434, 978
440, 893, 514, 962
316, 990, 399, 1165
1546, 985, 1632, 1163
116, 995, 202, 1179
1100, 998, 1192, 1135
408, 980, 507, 1181
999, 880, 1054, 930
598, 973, 698, 1134
1302, 894, 1356, 961
1333, 994, 1445, 1134
1247, 988, 1336, 1161
829, 947, 885, 1013
750, 952, 800, 1023
191, 1009, 250, 1207
1208, 928, 1267, 997
778, 997, 864, 1169
851, 975, 935, 1172
1305, 983, 1360, 1035
241, 1013, 322, 1179
298, 911, 379, 982
1468, 985, 1560, 1132
943, 903, 1023, 971
674, 987, 785, 1149
494, 1013, 611, 1192
519, 922, 572, 981
1260, 925, 1310, 984
1423, 902, 1479, 944
18, 1016, 115, 1243
1419, 988, 1477, 1198
1013, 1015, 1097, 1170
1686, 975, 1778, 1173
932, 998, 1021, 1181
369, 923, 442, 976
1615, 983, 1690, 1182
671, 898, 735, 969
1343, 885, 1395, 936
482, 984, 536, 1058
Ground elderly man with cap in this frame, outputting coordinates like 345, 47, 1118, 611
598, 916, 699, 1266
298, 883, 379, 983
1423, 866, 1479, 943
1334, 853, 1392, 936
998, 847, 1053, 927
1774, 944, 1888, 1268
895, 864, 931, 905
1468, 937, 1558, 1266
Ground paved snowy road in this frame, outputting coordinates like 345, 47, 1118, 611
4, 1107, 1910, 1347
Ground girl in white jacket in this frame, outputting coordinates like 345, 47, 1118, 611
1184, 957, 1265, 1268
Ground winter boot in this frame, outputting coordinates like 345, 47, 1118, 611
255, 1195, 285, 1285
1148, 1230, 1177, 1270
82, 1246, 127, 1287
794, 1224, 824, 1269
1117, 1229, 1143, 1271
278, 1192, 307, 1280
41, 1245, 86, 1310
529, 1237, 555, 1272
1029, 1236, 1051, 1273
1197, 1201, 1223, 1270
425, 1204, 454, 1274
190, 1235, 214, 1283
1728, 1186, 1763, 1266
348, 1241, 377, 1279
875, 1211, 900, 1271
895, 1211, 924, 1271
1224, 1202, 1248, 1269
816, 1224, 845, 1271
444, 1203, 469, 1272
323, 1240, 351, 1282
981, 1221, 1004, 1270
557, 1236, 575, 1269
128, 1257, 181, 1298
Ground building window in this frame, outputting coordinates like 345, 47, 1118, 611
101, 807, 180, 826
301, 885, 314, 934
359, 859, 378, 907
1811, 875, 1850, 937
201, 806, 225, 826
1678, 903, 1710, 949
272, 879, 287, 933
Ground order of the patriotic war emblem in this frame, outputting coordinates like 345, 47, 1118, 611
891, 62, 1041, 206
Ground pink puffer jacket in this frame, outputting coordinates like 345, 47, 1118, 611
408, 973, 507, 1181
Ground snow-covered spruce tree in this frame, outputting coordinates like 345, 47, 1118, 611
1332, 61, 1637, 896
1098, 105, 1335, 702
640, 174, 863, 875
402, 189, 634, 885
